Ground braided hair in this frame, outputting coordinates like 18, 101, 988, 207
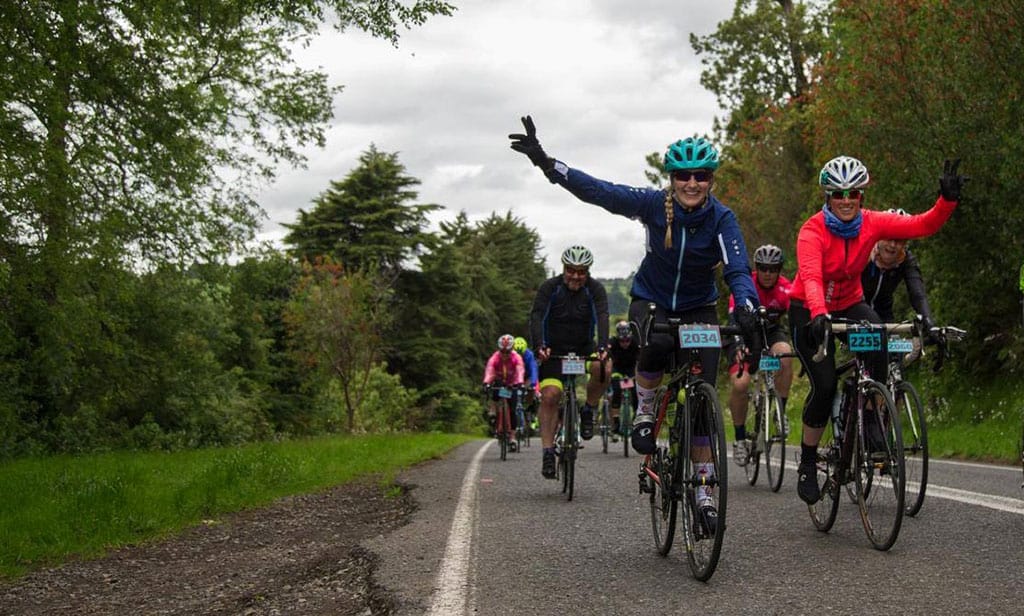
663, 188, 674, 249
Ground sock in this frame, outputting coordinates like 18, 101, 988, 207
801, 443, 817, 465
636, 383, 658, 417
734, 424, 747, 441
696, 463, 714, 505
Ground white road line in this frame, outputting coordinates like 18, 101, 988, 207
426, 440, 491, 616
912, 483, 1024, 514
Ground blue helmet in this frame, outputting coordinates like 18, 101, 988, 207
664, 137, 720, 171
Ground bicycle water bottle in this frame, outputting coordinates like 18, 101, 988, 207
831, 386, 844, 440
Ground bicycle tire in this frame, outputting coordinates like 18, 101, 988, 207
765, 389, 786, 493
621, 390, 632, 458
854, 380, 905, 551
499, 400, 509, 461
743, 392, 763, 486
679, 381, 727, 581
649, 446, 677, 556
600, 397, 610, 454
808, 436, 840, 532
894, 381, 928, 516
563, 389, 577, 501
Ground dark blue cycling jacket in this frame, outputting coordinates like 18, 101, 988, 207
550, 162, 759, 313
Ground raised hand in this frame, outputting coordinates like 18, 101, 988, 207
508, 115, 553, 170
938, 158, 968, 202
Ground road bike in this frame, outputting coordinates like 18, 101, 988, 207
885, 318, 965, 516
807, 317, 908, 551
637, 306, 739, 580
486, 382, 519, 461
552, 354, 587, 501
739, 349, 796, 493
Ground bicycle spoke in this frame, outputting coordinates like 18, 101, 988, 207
765, 390, 786, 492
680, 382, 726, 581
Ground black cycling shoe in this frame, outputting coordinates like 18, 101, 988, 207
631, 415, 656, 455
797, 461, 820, 504
541, 449, 557, 479
580, 405, 594, 440
698, 503, 719, 537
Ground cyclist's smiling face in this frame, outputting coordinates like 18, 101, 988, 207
671, 169, 713, 210
562, 265, 588, 291
828, 191, 863, 222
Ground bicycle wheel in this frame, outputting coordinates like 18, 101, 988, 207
765, 389, 786, 493
854, 380, 905, 551
600, 397, 610, 454
649, 446, 677, 556
894, 381, 928, 516
621, 391, 633, 458
743, 391, 763, 486
679, 381, 727, 582
498, 402, 509, 461
562, 393, 577, 501
808, 437, 841, 532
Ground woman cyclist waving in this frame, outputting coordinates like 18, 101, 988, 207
510, 116, 762, 525
789, 156, 966, 505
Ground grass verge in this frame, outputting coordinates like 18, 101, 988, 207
0, 432, 474, 579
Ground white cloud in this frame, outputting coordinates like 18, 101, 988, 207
254, 0, 736, 277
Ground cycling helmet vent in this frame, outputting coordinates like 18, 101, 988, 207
753, 244, 784, 266
561, 245, 594, 268
819, 155, 870, 191
497, 334, 515, 352
664, 137, 720, 172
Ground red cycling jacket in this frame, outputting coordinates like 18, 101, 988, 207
790, 196, 956, 318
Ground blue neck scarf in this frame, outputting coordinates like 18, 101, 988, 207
821, 203, 862, 239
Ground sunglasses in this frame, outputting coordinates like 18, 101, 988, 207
829, 189, 863, 200
756, 264, 782, 273
671, 170, 713, 183
564, 266, 589, 276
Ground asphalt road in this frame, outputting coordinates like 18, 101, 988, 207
368, 438, 1024, 615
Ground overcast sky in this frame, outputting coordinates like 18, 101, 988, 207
254, 0, 737, 278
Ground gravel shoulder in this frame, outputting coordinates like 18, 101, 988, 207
0, 479, 416, 616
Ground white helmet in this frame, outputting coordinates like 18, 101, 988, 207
560, 245, 594, 268
819, 156, 870, 191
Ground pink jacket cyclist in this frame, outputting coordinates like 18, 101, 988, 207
483, 350, 525, 386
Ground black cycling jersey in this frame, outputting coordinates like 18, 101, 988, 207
861, 249, 932, 322
529, 274, 609, 356
607, 336, 638, 375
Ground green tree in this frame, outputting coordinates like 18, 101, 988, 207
282, 145, 441, 279
809, 0, 1024, 377
284, 258, 392, 432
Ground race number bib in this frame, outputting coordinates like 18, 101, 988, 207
887, 338, 914, 353
759, 356, 782, 371
561, 358, 586, 375
678, 324, 722, 349
848, 329, 883, 352
498, 387, 513, 399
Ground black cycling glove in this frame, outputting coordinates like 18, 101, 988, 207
734, 307, 762, 374
509, 115, 555, 173
938, 158, 968, 202
809, 314, 830, 347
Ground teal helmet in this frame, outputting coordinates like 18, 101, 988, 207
664, 137, 720, 171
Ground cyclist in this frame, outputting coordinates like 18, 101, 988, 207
727, 244, 795, 466
607, 320, 639, 441
529, 245, 611, 479
513, 335, 540, 433
510, 117, 761, 525
789, 156, 965, 505
482, 334, 526, 449
861, 208, 936, 342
